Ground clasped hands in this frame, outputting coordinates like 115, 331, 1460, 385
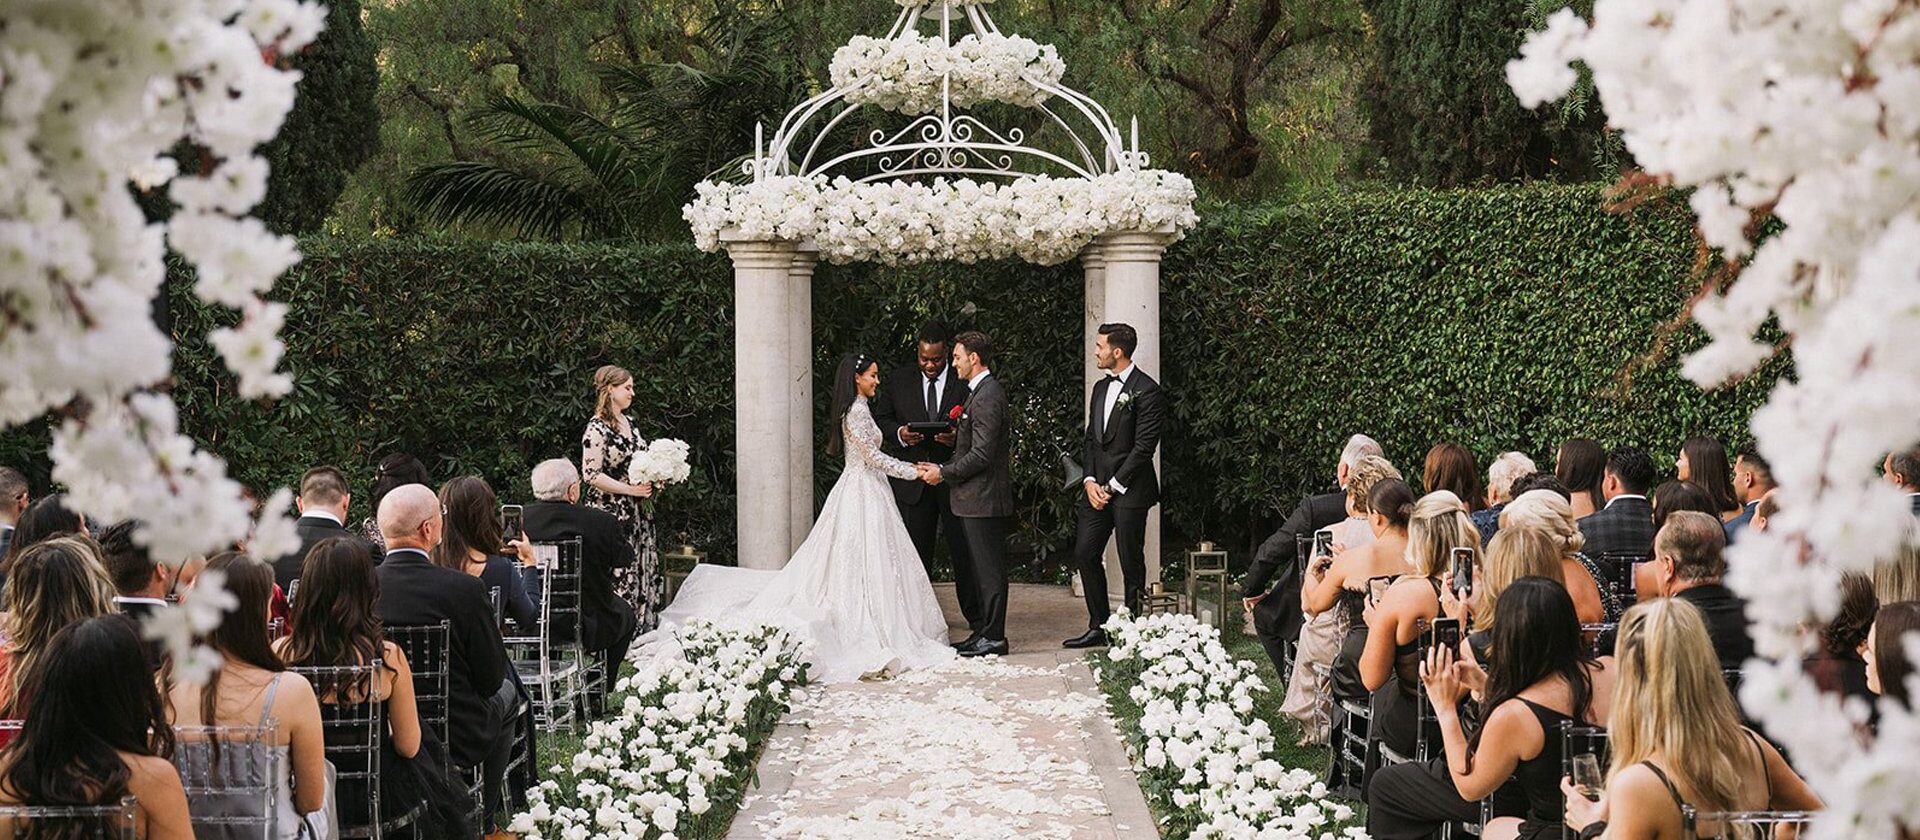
1083, 479, 1113, 510
914, 463, 944, 485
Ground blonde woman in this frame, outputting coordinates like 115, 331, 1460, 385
581, 364, 662, 628
1502, 489, 1616, 623
1562, 598, 1819, 839
1362, 490, 1480, 759
0, 535, 117, 715
1280, 454, 1400, 745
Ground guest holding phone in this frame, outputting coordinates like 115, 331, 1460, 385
1361, 491, 1481, 761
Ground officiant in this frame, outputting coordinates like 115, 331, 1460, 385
875, 321, 976, 619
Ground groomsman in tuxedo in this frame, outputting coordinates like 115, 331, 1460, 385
1065, 323, 1165, 649
872, 322, 976, 627
920, 330, 1013, 657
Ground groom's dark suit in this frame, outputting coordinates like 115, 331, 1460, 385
1074, 365, 1164, 629
940, 371, 1013, 641
872, 363, 974, 620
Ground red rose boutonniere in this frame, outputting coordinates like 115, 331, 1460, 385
948, 405, 964, 422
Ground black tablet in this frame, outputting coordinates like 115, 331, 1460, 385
907, 421, 953, 434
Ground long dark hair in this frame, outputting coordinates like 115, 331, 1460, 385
1367, 479, 1417, 529
195, 553, 285, 730
1875, 601, 1920, 709
825, 353, 877, 460
1, 615, 174, 807
369, 454, 431, 514
433, 476, 501, 572
1466, 576, 1594, 767
1423, 443, 1485, 511
282, 537, 389, 700
1680, 437, 1741, 515
1651, 480, 1722, 533
1555, 439, 1607, 513
0, 493, 85, 577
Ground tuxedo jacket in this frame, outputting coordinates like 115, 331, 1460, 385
375, 549, 509, 769
1577, 496, 1656, 560
942, 374, 1014, 518
1082, 368, 1165, 509
273, 515, 377, 589
523, 500, 638, 654
872, 364, 969, 506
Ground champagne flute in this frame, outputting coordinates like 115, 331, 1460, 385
1571, 752, 1603, 802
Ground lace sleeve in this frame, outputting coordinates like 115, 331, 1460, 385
581, 420, 608, 482
848, 402, 920, 480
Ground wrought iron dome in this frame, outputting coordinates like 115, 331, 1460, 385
745, 0, 1150, 185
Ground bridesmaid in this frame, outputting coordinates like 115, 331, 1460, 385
580, 365, 662, 628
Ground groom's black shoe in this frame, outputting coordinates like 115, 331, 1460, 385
957, 637, 1009, 657
1062, 629, 1108, 649
952, 633, 982, 650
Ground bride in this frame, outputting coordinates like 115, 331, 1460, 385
651, 353, 956, 682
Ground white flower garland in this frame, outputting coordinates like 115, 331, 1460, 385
3, 0, 317, 675
684, 169, 1198, 266
830, 32, 1063, 115
1101, 612, 1361, 839
1512, 2, 1920, 835
510, 622, 810, 840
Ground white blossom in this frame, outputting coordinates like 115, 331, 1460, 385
830, 32, 1063, 115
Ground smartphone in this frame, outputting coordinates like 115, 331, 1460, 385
1312, 530, 1335, 560
500, 504, 524, 547
1429, 616, 1462, 652
1366, 575, 1395, 607
1450, 546, 1475, 599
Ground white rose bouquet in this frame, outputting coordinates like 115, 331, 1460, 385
627, 438, 692, 515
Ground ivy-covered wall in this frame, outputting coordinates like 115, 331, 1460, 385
0, 184, 1780, 578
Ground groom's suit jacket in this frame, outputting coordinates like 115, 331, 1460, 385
1083, 367, 1164, 509
942, 373, 1014, 518
873, 363, 970, 506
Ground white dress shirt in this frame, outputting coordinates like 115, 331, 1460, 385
1089, 363, 1137, 494
302, 508, 343, 525
897, 366, 953, 446
1604, 493, 1647, 508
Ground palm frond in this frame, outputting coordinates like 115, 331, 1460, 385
404, 161, 597, 240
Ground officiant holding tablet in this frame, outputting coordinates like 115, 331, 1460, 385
875, 321, 978, 630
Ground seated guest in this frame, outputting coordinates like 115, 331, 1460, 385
1281, 453, 1398, 745
97, 520, 184, 621
1554, 439, 1607, 520
434, 476, 538, 630
1563, 598, 1820, 839
1501, 490, 1617, 623
0, 615, 193, 839
1803, 573, 1878, 721
1577, 446, 1656, 562
1677, 436, 1744, 523
359, 454, 431, 552
1876, 543, 1920, 604
1423, 443, 1485, 512
0, 467, 26, 558
0, 535, 117, 715
1245, 434, 1379, 682
1384, 577, 1612, 840
1313, 478, 1416, 793
374, 483, 515, 831
0, 493, 87, 592
166, 553, 327, 837
1464, 527, 1567, 657
1886, 444, 1920, 515
1647, 511, 1755, 668
1865, 601, 1918, 712
273, 466, 373, 589
1724, 445, 1776, 541
1750, 492, 1779, 533
278, 538, 471, 835
1363, 491, 1479, 760
1651, 480, 1719, 532
524, 458, 639, 714
1473, 452, 1537, 548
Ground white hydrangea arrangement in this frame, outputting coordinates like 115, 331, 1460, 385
628, 438, 693, 487
1101, 612, 1363, 839
1510, 2, 1920, 834
509, 621, 810, 840
684, 169, 1198, 265
830, 32, 1064, 115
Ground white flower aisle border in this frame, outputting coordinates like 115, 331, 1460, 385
509, 622, 811, 840
1097, 612, 1363, 840
1510, 2, 1920, 835
831, 32, 1065, 115
685, 170, 1198, 266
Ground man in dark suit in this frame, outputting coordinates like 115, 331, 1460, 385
872, 322, 974, 622
523, 458, 638, 717
1242, 435, 1378, 678
1651, 510, 1755, 667
1578, 446, 1658, 590
0, 467, 27, 559
272, 466, 375, 589
96, 519, 175, 672
922, 330, 1013, 657
1885, 444, 1920, 515
1724, 445, 1777, 542
1064, 323, 1165, 648
373, 484, 517, 828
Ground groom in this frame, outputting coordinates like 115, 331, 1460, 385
1066, 322, 1164, 649
917, 330, 1012, 657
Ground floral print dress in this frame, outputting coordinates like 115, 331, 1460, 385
582, 414, 663, 629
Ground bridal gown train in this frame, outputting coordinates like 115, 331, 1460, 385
652, 396, 957, 682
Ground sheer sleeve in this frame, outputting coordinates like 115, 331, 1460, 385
582, 420, 609, 483
848, 401, 920, 480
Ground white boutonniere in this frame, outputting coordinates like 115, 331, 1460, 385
1114, 391, 1135, 412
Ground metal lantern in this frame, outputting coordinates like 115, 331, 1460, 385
1186, 541, 1231, 630
662, 543, 707, 603
1141, 580, 1184, 616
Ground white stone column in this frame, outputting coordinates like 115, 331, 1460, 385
787, 245, 819, 556
722, 233, 799, 570
1096, 228, 1176, 589
1082, 247, 1107, 411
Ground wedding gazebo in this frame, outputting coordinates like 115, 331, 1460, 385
685, 0, 1199, 575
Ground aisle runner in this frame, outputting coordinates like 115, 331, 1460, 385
732, 655, 1156, 839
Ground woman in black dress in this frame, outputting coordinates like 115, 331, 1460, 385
580, 365, 662, 628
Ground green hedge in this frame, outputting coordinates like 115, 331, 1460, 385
0, 184, 1780, 577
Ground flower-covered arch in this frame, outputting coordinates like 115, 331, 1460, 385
685, 0, 1197, 572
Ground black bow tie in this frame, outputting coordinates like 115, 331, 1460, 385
1104, 375, 1120, 382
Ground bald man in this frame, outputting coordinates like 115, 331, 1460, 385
374, 484, 517, 829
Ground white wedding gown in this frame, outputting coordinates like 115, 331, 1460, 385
651, 396, 956, 682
